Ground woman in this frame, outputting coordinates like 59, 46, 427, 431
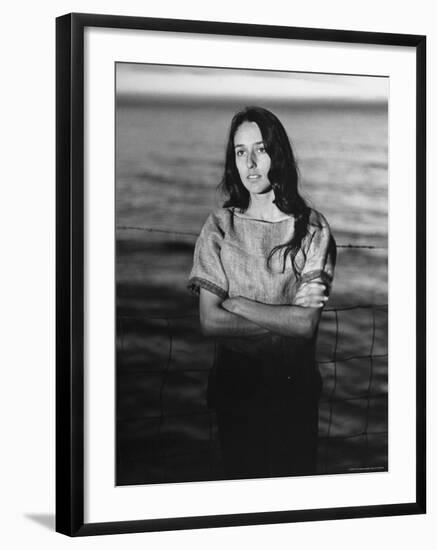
188, 106, 336, 479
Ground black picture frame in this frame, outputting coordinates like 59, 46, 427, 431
56, 12, 426, 537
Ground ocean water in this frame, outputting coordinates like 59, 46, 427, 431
115, 101, 388, 484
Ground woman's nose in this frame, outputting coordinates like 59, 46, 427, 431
247, 151, 256, 168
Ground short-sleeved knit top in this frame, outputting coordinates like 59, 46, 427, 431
188, 207, 336, 305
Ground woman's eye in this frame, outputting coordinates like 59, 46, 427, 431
258, 146, 266, 153
236, 150, 245, 157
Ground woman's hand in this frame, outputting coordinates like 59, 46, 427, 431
223, 286, 328, 313
293, 282, 328, 308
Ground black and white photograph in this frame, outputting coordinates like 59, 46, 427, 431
1, 0, 432, 545
115, 63, 388, 486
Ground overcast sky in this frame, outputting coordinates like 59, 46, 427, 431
116, 63, 388, 104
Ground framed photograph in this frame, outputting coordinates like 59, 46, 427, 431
56, 12, 426, 536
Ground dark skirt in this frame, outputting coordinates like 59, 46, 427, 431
208, 334, 322, 479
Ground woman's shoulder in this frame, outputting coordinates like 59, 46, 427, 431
200, 207, 233, 235
308, 208, 331, 231
209, 206, 233, 222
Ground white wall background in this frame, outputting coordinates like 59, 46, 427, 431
0, 1, 434, 548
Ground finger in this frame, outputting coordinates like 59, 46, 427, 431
299, 293, 328, 303
298, 288, 328, 296
299, 281, 326, 290
296, 291, 328, 302
296, 283, 327, 296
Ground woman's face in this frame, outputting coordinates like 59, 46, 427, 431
234, 121, 272, 195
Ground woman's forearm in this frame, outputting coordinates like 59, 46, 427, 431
200, 302, 269, 338
223, 297, 321, 339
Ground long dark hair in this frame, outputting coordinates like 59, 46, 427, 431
220, 106, 311, 275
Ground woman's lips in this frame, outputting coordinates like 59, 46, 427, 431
247, 174, 261, 179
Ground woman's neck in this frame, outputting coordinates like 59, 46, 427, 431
244, 190, 288, 221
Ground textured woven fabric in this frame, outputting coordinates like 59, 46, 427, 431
188, 206, 336, 304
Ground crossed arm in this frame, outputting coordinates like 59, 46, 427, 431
199, 282, 327, 340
